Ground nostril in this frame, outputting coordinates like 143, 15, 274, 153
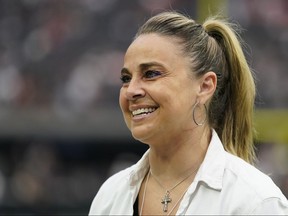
126, 90, 145, 100
133, 94, 143, 99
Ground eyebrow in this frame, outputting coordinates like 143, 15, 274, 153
121, 67, 130, 75
121, 61, 165, 75
139, 62, 165, 70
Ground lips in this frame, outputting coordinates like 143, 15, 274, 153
132, 107, 157, 117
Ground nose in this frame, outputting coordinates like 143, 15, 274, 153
125, 78, 145, 100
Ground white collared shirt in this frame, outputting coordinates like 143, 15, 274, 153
89, 130, 288, 215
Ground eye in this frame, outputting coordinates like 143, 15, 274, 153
120, 74, 131, 84
144, 70, 162, 79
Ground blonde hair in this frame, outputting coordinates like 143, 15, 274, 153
135, 11, 256, 163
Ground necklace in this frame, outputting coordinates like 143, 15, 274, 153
151, 166, 199, 213
139, 171, 150, 216
139, 165, 199, 215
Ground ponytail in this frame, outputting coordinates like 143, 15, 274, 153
203, 18, 256, 163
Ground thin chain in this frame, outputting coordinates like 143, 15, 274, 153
139, 165, 200, 215
150, 164, 199, 194
139, 171, 150, 216
167, 186, 189, 215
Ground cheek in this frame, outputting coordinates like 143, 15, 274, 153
169, 84, 196, 114
119, 89, 131, 128
119, 88, 126, 111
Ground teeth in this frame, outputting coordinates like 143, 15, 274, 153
132, 107, 157, 116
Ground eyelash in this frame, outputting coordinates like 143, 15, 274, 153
120, 74, 131, 83
144, 70, 162, 79
120, 70, 162, 84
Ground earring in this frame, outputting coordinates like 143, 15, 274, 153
192, 101, 208, 126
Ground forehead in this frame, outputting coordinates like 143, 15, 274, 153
124, 34, 187, 68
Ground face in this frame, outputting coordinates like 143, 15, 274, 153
119, 34, 201, 144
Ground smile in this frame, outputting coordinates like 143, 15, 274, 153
132, 107, 157, 117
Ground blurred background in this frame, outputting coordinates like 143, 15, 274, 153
0, 0, 287, 215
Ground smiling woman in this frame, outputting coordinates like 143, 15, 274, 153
89, 11, 288, 215
119, 33, 203, 145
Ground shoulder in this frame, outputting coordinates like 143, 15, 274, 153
223, 152, 288, 211
100, 165, 133, 191
88, 150, 150, 215
88, 165, 134, 215
95, 164, 134, 195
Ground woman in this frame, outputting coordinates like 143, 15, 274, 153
89, 11, 288, 215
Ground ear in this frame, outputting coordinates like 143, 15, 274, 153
197, 71, 217, 104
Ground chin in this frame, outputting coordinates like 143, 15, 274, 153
131, 130, 145, 140
131, 128, 153, 143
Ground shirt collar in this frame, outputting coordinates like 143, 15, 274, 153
194, 129, 225, 190
128, 129, 226, 190
128, 150, 150, 187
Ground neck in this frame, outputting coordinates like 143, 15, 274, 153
148, 126, 211, 180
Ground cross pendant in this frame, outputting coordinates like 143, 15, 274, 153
161, 191, 172, 212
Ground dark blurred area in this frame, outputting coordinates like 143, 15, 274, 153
0, 0, 287, 215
